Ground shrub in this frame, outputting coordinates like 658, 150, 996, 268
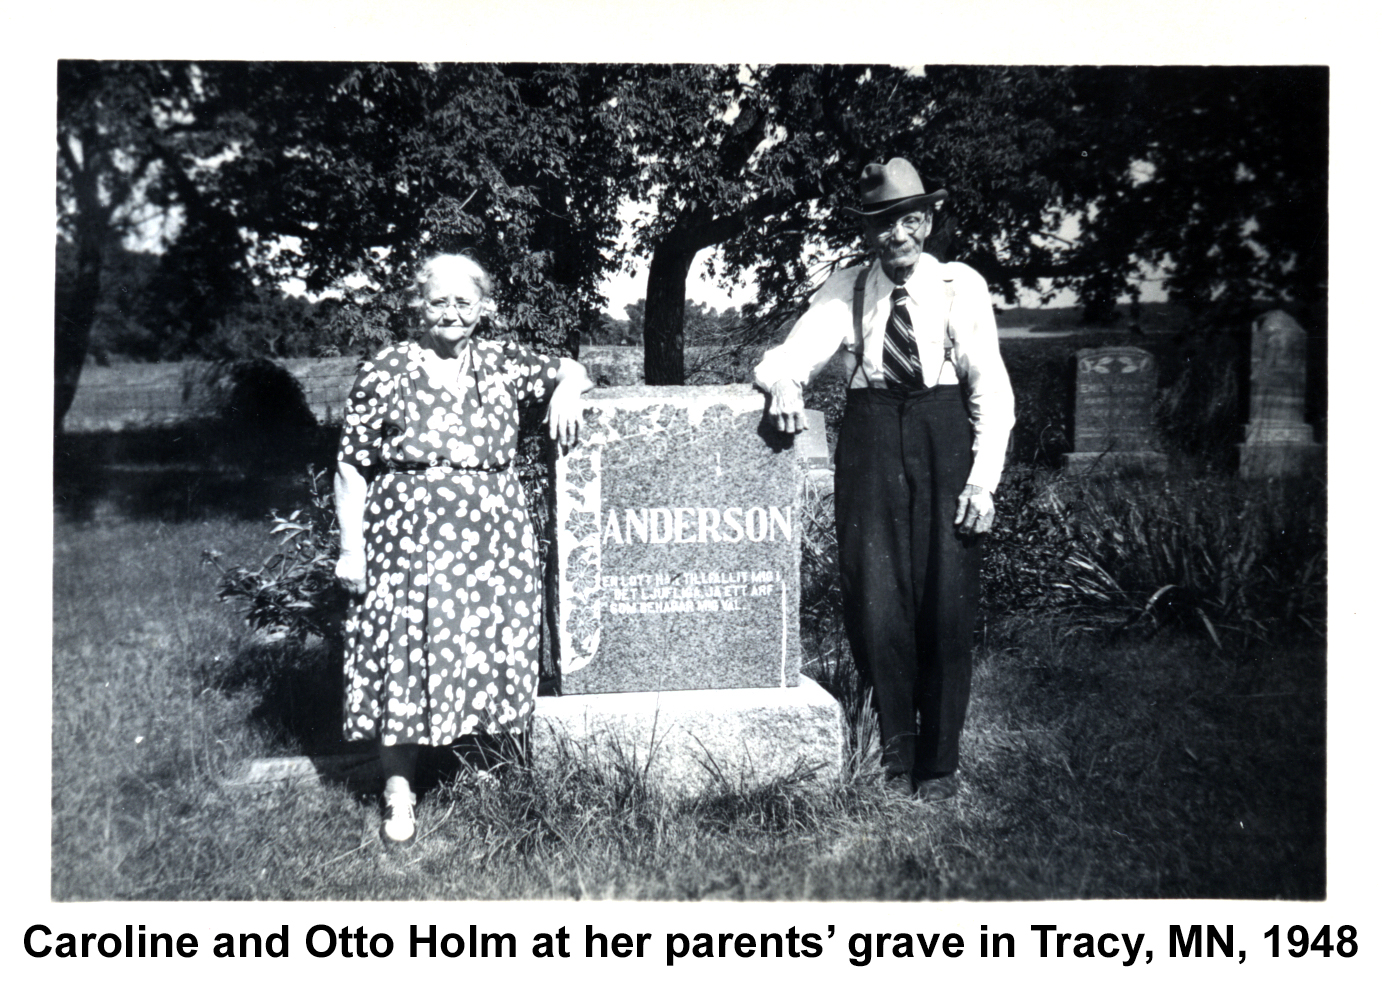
982, 468, 1326, 650
1000, 344, 1075, 468
204, 466, 347, 646
1056, 473, 1326, 649
798, 482, 844, 653
983, 465, 1083, 626
205, 432, 560, 677
200, 357, 322, 472
1154, 328, 1249, 470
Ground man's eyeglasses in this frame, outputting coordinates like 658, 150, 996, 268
866, 213, 929, 239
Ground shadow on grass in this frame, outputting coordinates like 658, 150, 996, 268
212, 633, 524, 799
211, 636, 348, 758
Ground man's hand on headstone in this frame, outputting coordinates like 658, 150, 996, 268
954, 484, 995, 535
766, 378, 809, 434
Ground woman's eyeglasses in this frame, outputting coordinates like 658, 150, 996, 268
428, 297, 482, 314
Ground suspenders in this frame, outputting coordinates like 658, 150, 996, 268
849, 265, 957, 389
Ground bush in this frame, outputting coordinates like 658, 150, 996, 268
1061, 473, 1325, 649
1000, 344, 1076, 468
806, 462, 1326, 654
205, 427, 562, 680
200, 358, 321, 472
204, 466, 347, 646
983, 465, 1083, 627
984, 468, 1326, 650
1154, 328, 1249, 470
798, 483, 844, 652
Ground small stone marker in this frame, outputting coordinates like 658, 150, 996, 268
223, 752, 380, 792
534, 384, 843, 796
553, 385, 801, 694
1063, 346, 1167, 475
1238, 311, 1323, 478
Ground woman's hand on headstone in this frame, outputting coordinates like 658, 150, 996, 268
547, 381, 585, 454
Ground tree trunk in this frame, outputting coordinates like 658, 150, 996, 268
54, 215, 105, 434
643, 240, 695, 386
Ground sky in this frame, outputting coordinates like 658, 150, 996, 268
600, 245, 1171, 321
597, 203, 1166, 320
602, 246, 749, 319
114, 91, 1170, 320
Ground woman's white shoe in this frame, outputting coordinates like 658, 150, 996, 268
381, 790, 417, 845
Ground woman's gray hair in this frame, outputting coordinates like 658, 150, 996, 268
415, 253, 494, 300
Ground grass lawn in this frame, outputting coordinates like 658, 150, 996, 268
52, 508, 1324, 901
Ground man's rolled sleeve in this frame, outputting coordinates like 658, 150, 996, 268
951, 266, 1015, 493
753, 270, 855, 391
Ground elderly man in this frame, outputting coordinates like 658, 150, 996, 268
755, 158, 1014, 801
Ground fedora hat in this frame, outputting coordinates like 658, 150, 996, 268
846, 158, 948, 217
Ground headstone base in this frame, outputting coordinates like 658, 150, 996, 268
530, 676, 844, 798
1062, 450, 1168, 476
798, 409, 834, 491
1237, 441, 1325, 479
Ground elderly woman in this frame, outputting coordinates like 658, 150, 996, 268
334, 252, 591, 845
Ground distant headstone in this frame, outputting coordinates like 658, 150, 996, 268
1238, 311, 1323, 478
532, 384, 843, 797
1063, 346, 1167, 475
553, 385, 801, 694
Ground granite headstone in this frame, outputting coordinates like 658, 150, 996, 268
1238, 311, 1323, 478
1063, 346, 1167, 474
554, 385, 801, 694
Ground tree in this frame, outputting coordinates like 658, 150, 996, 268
1057, 67, 1328, 325
614, 65, 1327, 380
55, 61, 223, 428
55, 239, 159, 364
55, 62, 641, 427
59, 63, 1326, 415
610, 65, 1089, 382
197, 62, 637, 357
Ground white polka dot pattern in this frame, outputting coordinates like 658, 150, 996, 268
337, 339, 561, 744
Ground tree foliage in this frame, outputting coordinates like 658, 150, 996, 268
56, 62, 226, 426
611, 65, 1326, 376
56, 62, 637, 427
591, 298, 743, 348
606, 65, 1101, 380
1057, 67, 1328, 325
193, 63, 636, 353
57, 63, 1327, 420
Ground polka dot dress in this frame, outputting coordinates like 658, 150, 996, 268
338, 339, 561, 745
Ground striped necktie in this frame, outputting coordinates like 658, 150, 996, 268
881, 286, 922, 389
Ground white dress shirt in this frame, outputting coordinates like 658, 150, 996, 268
753, 253, 1015, 493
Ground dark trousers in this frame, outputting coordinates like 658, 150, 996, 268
834, 385, 982, 779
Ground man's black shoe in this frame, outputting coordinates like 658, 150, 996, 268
912, 773, 959, 802
882, 771, 914, 798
